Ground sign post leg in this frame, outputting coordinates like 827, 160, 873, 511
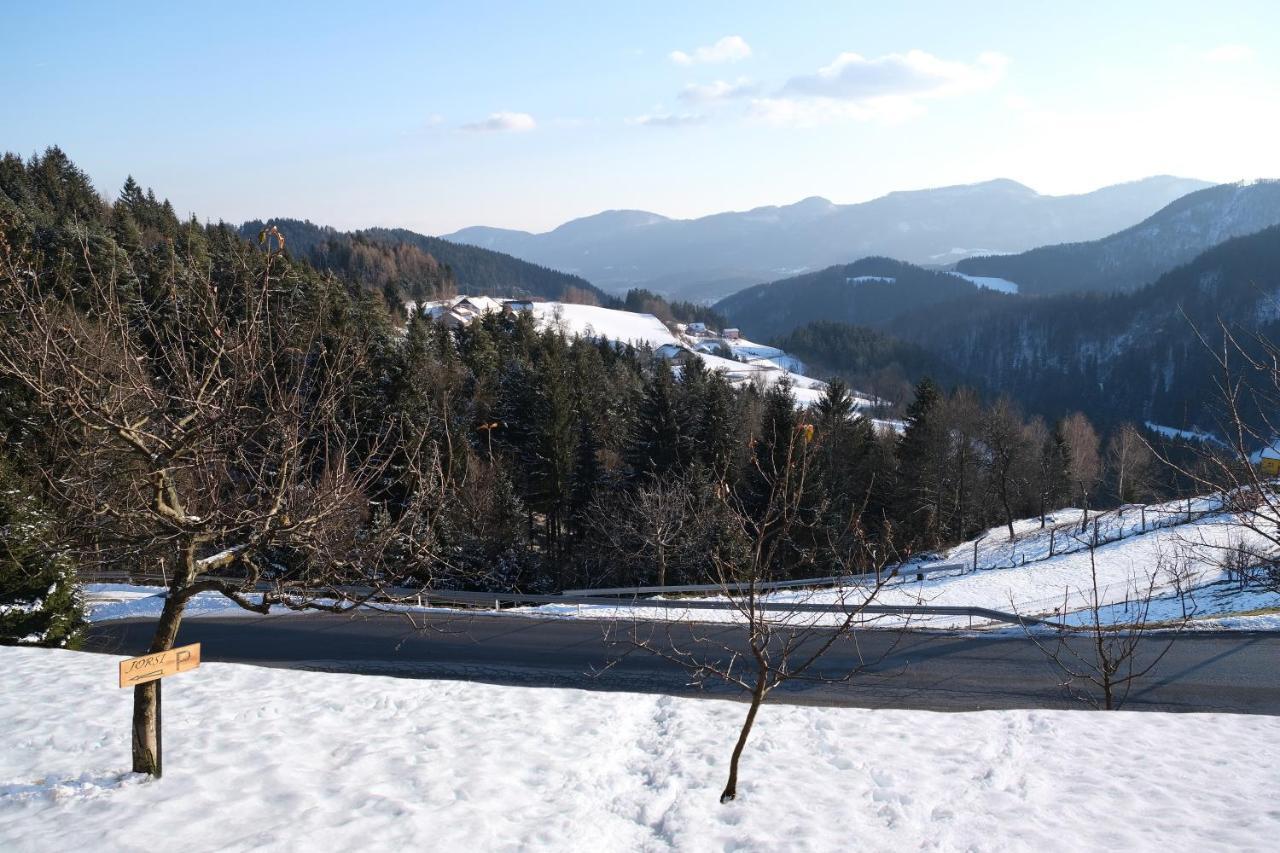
155, 679, 163, 779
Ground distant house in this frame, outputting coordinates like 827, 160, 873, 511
1259, 443, 1280, 476
504, 299, 535, 313
686, 322, 708, 335
654, 343, 698, 366
722, 328, 740, 340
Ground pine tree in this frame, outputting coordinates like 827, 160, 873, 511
630, 358, 683, 477
896, 377, 948, 549
0, 461, 83, 647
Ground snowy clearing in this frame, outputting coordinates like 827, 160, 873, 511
2, 646, 1277, 852
529, 302, 680, 349
948, 272, 1020, 294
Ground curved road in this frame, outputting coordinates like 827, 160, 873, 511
86, 611, 1280, 713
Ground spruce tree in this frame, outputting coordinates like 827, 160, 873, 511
0, 460, 83, 647
896, 377, 948, 549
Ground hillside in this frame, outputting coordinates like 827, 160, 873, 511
532, 492, 1280, 631
239, 219, 615, 306
955, 180, 1280, 296
769, 321, 970, 404
893, 224, 1280, 429
443, 176, 1210, 301
713, 257, 1002, 341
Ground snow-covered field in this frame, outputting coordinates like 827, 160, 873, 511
530, 302, 680, 349
948, 272, 1020, 294
2, 645, 1277, 852
529, 497, 1280, 630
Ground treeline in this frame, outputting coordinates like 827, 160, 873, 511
238, 219, 617, 314
0, 149, 1207, 647
622, 288, 728, 329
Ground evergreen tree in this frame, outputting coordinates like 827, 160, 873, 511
896, 377, 948, 549
630, 359, 683, 477
0, 461, 83, 647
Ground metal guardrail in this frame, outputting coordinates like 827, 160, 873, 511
321, 586, 1059, 628
81, 568, 1060, 628
562, 563, 966, 597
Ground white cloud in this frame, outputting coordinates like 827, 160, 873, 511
1202, 44, 1255, 63
460, 111, 536, 133
627, 113, 707, 128
679, 77, 759, 103
753, 50, 1007, 127
670, 35, 751, 66
783, 49, 1007, 100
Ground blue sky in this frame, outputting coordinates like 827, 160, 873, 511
3, 1, 1277, 233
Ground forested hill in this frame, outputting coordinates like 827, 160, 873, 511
955, 180, 1280, 297
714, 257, 996, 340
239, 219, 616, 307
769, 322, 970, 406
892, 224, 1280, 430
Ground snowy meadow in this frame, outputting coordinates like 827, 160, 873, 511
2, 646, 1278, 852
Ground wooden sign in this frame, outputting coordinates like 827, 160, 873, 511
118, 643, 202, 688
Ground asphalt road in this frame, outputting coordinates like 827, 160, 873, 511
85, 611, 1280, 713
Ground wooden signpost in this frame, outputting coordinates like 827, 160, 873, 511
118, 643, 201, 778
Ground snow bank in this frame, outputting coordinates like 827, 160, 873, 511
2, 646, 1277, 852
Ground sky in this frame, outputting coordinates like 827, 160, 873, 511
3, 1, 1278, 234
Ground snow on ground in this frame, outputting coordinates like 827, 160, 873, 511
708, 337, 808, 375
2, 645, 1277, 852
529, 496, 1280, 630
948, 272, 1020, 294
81, 585, 457, 624
1145, 421, 1224, 446
529, 302, 679, 349
83, 584, 249, 622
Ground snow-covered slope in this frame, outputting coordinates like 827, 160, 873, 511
532, 495, 1280, 630
529, 302, 679, 349
3, 646, 1277, 852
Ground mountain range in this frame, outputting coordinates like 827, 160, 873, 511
442, 176, 1211, 301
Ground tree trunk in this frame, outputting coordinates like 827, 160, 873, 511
1001, 484, 1015, 542
721, 676, 767, 803
133, 565, 191, 776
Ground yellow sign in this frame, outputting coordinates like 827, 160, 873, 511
118, 643, 202, 688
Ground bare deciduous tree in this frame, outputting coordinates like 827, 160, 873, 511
621, 426, 899, 803
1151, 319, 1280, 591
1023, 537, 1190, 710
984, 397, 1032, 541
1107, 422, 1154, 505
0, 227, 444, 775
586, 473, 695, 588
1061, 412, 1101, 532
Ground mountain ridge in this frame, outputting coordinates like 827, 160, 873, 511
440, 176, 1212, 302
955, 180, 1280, 296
